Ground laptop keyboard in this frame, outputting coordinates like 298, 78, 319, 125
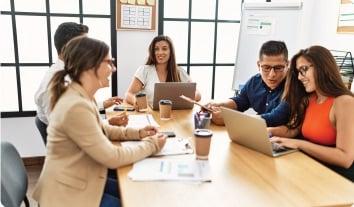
271, 142, 289, 153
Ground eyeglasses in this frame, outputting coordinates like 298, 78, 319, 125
296, 65, 313, 76
103, 58, 116, 71
260, 65, 286, 73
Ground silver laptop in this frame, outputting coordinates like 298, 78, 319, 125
151, 82, 196, 110
221, 107, 297, 157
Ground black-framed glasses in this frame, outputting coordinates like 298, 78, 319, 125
260, 64, 286, 73
296, 65, 313, 76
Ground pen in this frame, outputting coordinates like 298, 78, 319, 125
146, 114, 151, 125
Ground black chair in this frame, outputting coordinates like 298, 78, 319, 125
1, 141, 30, 207
35, 116, 47, 145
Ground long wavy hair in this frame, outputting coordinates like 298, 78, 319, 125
145, 35, 181, 82
49, 36, 109, 110
283, 45, 353, 129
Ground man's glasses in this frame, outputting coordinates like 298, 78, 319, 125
296, 65, 313, 76
260, 65, 286, 73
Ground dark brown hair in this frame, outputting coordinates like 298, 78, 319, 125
283, 45, 353, 129
145, 35, 181, 82
259, 40, 288, 60
49, 36, 109, 110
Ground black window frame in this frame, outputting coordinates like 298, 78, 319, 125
1, 0, 117, 118
158, 0, 243, 99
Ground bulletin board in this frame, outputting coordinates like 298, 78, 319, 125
337, 0, 354, 33
116, 0, 156, 31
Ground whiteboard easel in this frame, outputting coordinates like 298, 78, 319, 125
232, 2, 303, 90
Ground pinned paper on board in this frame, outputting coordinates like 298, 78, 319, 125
337, 0, 354, 33
117, 0, 156, 30
246, 15, 274, 35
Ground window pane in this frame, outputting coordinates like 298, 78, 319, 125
16, 16, 49, 63
190, 22, 214, 63
189, 66, 213, 101
0, 67, 18, 111
216, 23, 240, 63
164, 0, 189, 18
15, 0, 46, 12
214, 66, 235, 100
191, 0, 215, 19
83, 0, 110, 15
84, 18, 111, 48
164, 21, 188, 64
50, 0, 79, 13
0, 15, 15, 63
218, 0, 242, 20
1, 0, 11, 11
50, 17, 80, 62
20, 67, 49, 111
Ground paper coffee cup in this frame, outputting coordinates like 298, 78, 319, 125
135, 92, 147, 112
159, 99, 172, 120
194, 129, 212, 160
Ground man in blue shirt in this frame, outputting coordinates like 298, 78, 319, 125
207, 40, 290, 127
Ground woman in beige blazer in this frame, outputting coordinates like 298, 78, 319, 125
33, 36, 166, 207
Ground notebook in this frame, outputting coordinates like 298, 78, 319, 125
220, 107, 297, 157
151, 82, 196, 110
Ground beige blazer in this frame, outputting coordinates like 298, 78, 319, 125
33, 83, 160, 207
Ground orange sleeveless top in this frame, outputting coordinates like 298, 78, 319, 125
301, 96, 336, 146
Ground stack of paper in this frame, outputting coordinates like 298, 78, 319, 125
126, 114, 159, 128
128, 158, 212, 182
121, 137, 193, 156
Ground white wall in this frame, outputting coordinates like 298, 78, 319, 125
116, 31, 157, 97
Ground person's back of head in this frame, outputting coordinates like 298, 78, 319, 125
259, 40, 288, 60
49, 36, 109, 110
54, 22, 89, 55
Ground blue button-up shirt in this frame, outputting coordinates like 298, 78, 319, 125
230, 74, 289, 127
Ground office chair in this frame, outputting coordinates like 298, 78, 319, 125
1, 141, 30, 207
35, 116, 47, 145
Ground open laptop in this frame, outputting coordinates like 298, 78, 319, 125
221, 107, 297, 157
151, 82, 196, 110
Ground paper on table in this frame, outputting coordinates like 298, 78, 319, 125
126, 114, 159, 128
121, 137, 194, 156
128, 158, 212, 182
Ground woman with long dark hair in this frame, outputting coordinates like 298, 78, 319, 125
125, 35, 201, 106
269, 45, 354, 181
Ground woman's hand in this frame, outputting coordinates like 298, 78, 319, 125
103, 96, 124, 109
108, 112, 128, 126
270, 136, 303, 149
139, 125, 158, 138
154, 133, 167, 150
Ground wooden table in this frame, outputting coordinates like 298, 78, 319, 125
112, 108, 354, 207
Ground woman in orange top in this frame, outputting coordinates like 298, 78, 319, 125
268, 45, 354, 181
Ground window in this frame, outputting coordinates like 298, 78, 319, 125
159, 0, 242, 100
0, 0, 117, 117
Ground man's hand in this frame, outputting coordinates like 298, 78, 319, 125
210, 107, 225, 126
103, 96, 123, 109
108, 113, 128, 126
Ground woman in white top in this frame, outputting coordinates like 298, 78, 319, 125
125, 35, 201, 106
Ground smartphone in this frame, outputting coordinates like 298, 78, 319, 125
160, 131, 176, 138
113, 105, 135, 111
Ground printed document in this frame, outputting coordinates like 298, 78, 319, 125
126, 114, 159, 128
128, 158, 212, 182
121, 137, 194, 156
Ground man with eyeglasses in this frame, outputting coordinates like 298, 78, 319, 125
205, 40, 290, 127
